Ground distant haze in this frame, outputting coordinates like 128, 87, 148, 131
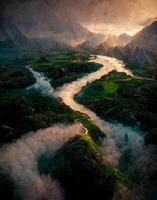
0, 0, 157, 37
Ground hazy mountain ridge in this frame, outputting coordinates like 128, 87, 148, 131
122, 21, 157, 68
0, 19, 33, 48
94, 36, 120, 53
0, 17, 104, 58
0, 0, 103, 50
104, 21, 157, 69
76, 34, 106, 51
96, 34, 132, 50
78, 33, 132, 52
126, 21, 157, 53
0, 18, 74, 61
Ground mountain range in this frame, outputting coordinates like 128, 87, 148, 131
1, 5, 157, 69
93, 21, 157, 69
122, 21, 157, 68
0, 18, 106, 58
94, 34, 132, 53
0, 0, 106, 51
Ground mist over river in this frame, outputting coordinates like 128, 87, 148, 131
27, 67, 54, 96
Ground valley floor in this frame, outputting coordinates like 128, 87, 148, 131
0, 52, 157, 200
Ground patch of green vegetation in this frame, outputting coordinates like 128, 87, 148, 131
76, 71, 157, 130
0, 66, 35, 92
77, 79, 118, 101
0, 87, 104, 144
0, 90, 54, 142
31, 52, 102, 88
125, 60, 157, 79
77, 72, 144, 100
38, 134, 123, 200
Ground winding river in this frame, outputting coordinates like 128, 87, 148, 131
55, 55, 133, 135
0, 55, 152, 200
29, 55, 143, 165
54, 55, 144, 165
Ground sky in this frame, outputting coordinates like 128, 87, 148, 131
70, 0, 157, 35
1, 0, 157, 36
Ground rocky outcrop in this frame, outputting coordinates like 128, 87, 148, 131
108, 21, 157, 69
51, 67, 71, 79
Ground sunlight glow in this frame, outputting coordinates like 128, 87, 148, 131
82, 23, 143, 36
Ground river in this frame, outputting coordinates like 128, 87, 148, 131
54, 55, 143, 165
27, 55, 143, 166
0, 55, 153, 200
55, 55, 133, 135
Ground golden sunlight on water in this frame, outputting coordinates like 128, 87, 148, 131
55, 55, 133, 135
54, 55, 142, 166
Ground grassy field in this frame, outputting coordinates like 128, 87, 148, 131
31, 52, 102, 88
76, 71, 157, 131
76, 72, 144, 101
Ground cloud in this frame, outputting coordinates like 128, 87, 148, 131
0, 122, 84, 200
1, 0, 157, 36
